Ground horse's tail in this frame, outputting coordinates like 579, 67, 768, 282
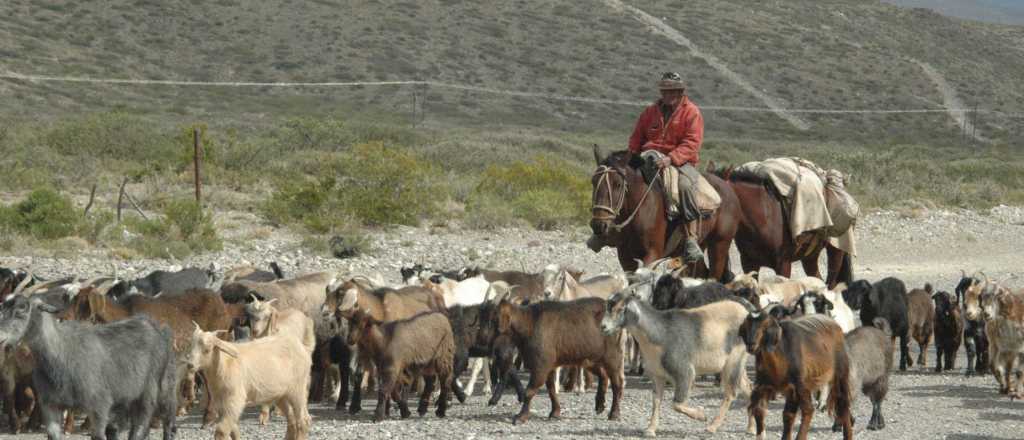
838, 252, 853, 287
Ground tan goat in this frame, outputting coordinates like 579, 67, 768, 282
186, 324, 312, 440
245, 297, 316, 425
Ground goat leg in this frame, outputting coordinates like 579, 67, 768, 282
435, 372, 451, 419
373, 370, 393, 422
349, 365, 364, 415
417, 376, 435, 417
3, 381, 18, 434
512, 369, 547, 425
336, 362, 350, 410
592, 367, 607, 414
395, 383, 411, 419
898, 334, 910, 371
544, 371, 562, 420
780, 397, 798, 440
749, 387, 768, 439
867, 399, 885, 430
965, 336, 977, 376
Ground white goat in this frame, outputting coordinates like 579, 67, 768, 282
423, 274, 491, 307
186, 324, 312, 440
245, 297, 317, 425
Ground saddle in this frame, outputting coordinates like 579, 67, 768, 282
638, 151, 721, 221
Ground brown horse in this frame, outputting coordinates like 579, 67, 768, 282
713, 167, 853, 289
589, 147, 740, 281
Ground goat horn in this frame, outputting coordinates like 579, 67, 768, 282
192, 321, 201, 332
12, 272, 33, 294
250, 293, 260, 304
960, 269, 967, 279
94, 279, 120, 296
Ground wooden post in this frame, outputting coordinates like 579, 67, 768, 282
116, 177, 128, 222
193, 127, 202, 205
84, 183, 97, 217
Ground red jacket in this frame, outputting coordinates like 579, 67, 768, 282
628, 97, 704, 166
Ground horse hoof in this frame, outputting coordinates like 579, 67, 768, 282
512, 415, 528, 425
608, 411, 621, 421
643, 429, 657, 437
548, 411, 561, 420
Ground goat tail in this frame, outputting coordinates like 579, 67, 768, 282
827, 345, 853, 422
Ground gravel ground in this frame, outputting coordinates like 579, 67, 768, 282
2, 205, 1024, 439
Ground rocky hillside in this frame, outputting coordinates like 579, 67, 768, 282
1, 0, 1023, 144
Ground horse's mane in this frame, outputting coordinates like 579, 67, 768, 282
599, 150, 632, 168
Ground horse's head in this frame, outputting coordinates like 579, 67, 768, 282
590, 146, 637, 237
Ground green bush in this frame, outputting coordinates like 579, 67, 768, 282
333, 142, 446, 226
463, 193, 516, 230
39, 112, 178, 167
469, 155, 590, 230
118, 199, 222, 258
262, 142, 447, 229
0, 188, 81, 239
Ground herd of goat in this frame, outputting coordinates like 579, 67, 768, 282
0, 260, 1017, 440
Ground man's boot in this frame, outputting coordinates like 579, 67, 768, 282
682, 222, 704, 264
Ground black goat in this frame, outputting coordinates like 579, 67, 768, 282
651, 277, 743, 310
843, 278, 911, 371
131, 267, 214, 296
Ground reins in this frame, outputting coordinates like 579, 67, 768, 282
592, 165, 661, 231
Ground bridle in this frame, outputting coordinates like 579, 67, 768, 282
591, 164, 660, 231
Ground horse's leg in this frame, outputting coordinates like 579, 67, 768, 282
823, 245, 845, 288
706, 238, 732, 282
800, 247, 823, 280
616, 249, 640, 273
779, 259, 793, 279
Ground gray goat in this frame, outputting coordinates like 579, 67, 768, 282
0, 295, 178, 440
600, 293, 752, 437
833, 317, 893, 432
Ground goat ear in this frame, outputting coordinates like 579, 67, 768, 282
762, 323, 781, 352
213, 339, 240, 358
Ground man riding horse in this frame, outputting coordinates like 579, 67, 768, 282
625, 72, 705, 264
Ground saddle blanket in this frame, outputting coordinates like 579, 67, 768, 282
735, 157, 858, 255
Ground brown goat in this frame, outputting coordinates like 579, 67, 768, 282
324, 278, 446, 322
906, 284, 935, 369
325, 278, 446, 413
346, 310, 455, 422
0, 343, 36, 434
739, 313, 853, 440
497, 296, 623, 425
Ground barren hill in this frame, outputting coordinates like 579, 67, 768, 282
2, 0, 1023, 144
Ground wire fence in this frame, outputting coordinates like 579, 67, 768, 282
2, 70, 1022, 145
